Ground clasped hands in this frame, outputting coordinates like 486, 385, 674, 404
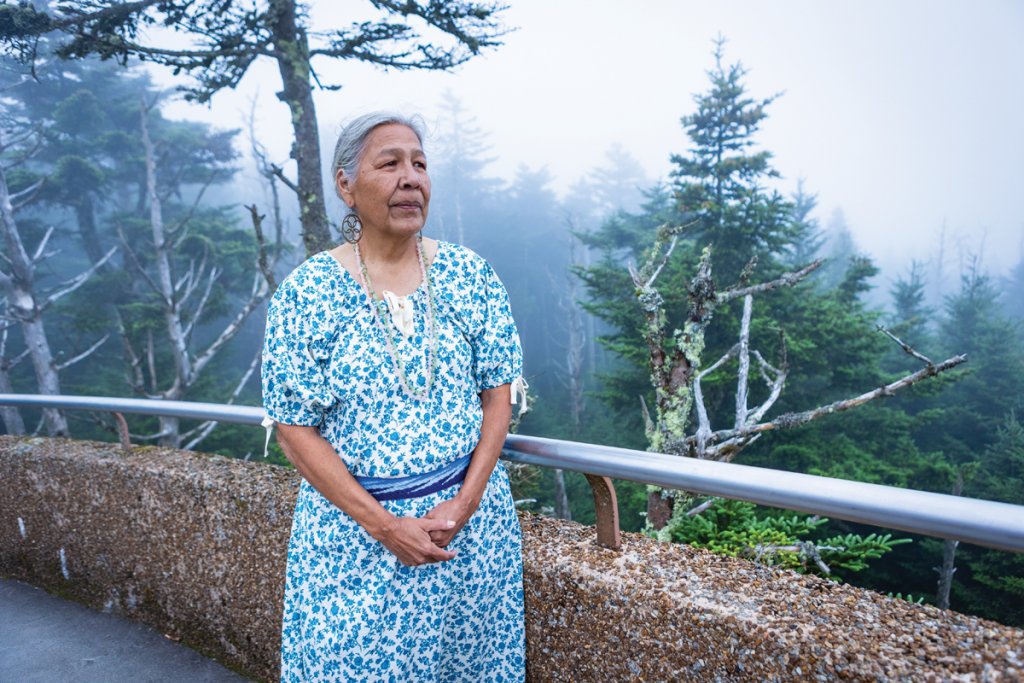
375, 495, 473, 567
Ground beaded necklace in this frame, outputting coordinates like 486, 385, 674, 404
353, 236, 437, 401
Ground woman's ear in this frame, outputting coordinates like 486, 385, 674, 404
336, 169, 355, 208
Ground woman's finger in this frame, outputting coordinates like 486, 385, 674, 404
422, 517, 456, 533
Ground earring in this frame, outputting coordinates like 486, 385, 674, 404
341, 213, 363, 244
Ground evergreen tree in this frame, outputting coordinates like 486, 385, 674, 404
816, 208, 861, 291
919, 263, 1024, 463
564, 143, 649, 227
0, 51, 268, 450
1, 0, 509, 255
889, 261, 932, 344
1000, 250, 1024, 321
487, 166, 567, 404
429, 91, 501, 246
950, 414, 1024, 626
574, 43, 939, 579
670, 37, 795, 284
783, 179, 825, 268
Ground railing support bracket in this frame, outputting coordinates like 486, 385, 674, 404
113, 412, 132, 450
584, 473, 621, 550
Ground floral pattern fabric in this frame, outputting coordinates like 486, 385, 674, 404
262, 241, 526, 682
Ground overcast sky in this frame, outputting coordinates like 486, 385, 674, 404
161, 0, 1024, 280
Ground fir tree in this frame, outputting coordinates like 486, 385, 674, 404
670, 37, 795, 284
1, 0, 509, 255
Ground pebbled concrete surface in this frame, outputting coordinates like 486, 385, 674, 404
3, 436, 1023, 682
0, 578, 250, 683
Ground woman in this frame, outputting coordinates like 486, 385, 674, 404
261, 112, 526, 682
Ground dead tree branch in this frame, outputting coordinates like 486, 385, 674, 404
877, 324, 933, 366
247, 204, 278, 293
685, 351, 967, 457
182, 346, 261, 451
629, 220, 966, 528
716, 259, 824, 305
42, 246, 117, 310
751, 541, 838, 575
55, 333, 109, 371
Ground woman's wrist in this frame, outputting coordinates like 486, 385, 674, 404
452, 490, 481, 519
366, 509, 400, 542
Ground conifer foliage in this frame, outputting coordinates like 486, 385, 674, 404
0, 0, 509, 255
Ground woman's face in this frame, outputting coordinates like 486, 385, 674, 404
337, 123, 431, 239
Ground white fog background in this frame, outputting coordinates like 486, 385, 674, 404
158, 0, 1024, 288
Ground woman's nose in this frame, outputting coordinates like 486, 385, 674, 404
399, 161, 422, 188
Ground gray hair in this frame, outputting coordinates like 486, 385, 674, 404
331, 112, 427, 201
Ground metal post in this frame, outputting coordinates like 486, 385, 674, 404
584, 474, 621, 550
113, 412, 132, 450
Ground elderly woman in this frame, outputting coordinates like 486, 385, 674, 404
261, 112, 526, 682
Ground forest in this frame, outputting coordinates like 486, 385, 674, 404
1, 2, 1022, 628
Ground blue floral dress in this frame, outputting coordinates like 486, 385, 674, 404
261, 241, 526, 682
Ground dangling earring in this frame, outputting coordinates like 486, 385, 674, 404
341, 213, 363, 244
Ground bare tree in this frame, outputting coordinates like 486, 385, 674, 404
630, 223, 967, 528
0, 310, 27, 434
545, 221, 589, 521
246, 97, 288, 295
433, 92, 497, 246
119, 101, 268, 447
0, 130, 114, 436
935, 468, 966, 610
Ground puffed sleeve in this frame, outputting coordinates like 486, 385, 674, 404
261, 268, 337, 426
472, 261, 523, 391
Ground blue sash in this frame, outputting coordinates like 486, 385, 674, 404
354, 453, 472, 502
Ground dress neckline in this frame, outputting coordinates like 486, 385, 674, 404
322, 240, 446, 301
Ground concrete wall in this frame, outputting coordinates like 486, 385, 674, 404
2, 436, 1021, 682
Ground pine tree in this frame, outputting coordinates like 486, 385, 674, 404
430, 92, 500, 246
669, 37, 795, 284
574, 41, 963, 581
0, 50, 269, 448
923, 262, 1024, 463
783, 180, 825, 269
1000, 249, 1024, 321
1, 0, 508, 255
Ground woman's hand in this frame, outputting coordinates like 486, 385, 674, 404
424, 496, 474, 548
422, 385, 512, 548
276, 424, 457, 567
377, 516, 459, 567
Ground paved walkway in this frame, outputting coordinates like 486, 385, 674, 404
0, 579, 250, 683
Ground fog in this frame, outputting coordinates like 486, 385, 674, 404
157, 0, 1024, 283
4, 0, 1024, 620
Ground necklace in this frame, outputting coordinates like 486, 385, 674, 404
353, 236, 437, 401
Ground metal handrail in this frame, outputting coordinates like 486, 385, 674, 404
2, 393, 1023, 554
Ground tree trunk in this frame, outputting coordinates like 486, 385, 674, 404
158, 415, 181, 448
19, 316, 67, 435
74, 195, 105, 264
556, 232, 585, 522
935, 472, 964, 610
141, 105, 191, 395
553, 469, 571, 521
135, 103, 267, 448
140, 104, 188, 447
0, 163, 68, 436
269, 0, 332, 256
0, 359, 26, 434
647, 491, 674, 530
936, 538, 959, 610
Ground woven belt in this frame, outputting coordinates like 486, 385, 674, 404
354, 453, 472, 502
